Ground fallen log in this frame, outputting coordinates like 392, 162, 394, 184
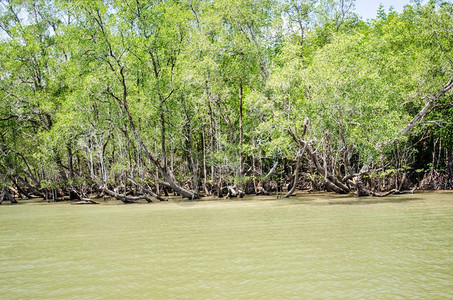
355, 185, 416, 197
102, 187, 152, 203
90, 175, 152, 203
128, 177, 167, 202
72, 199, 100, 205
371, 187, 416, 197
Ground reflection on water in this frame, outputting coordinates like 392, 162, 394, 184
1, 192, 452, 298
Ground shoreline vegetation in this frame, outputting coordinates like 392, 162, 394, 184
2, 190, 453, 206
0, 0, 452, 205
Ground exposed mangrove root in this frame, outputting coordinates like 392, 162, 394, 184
284, 156, 301, 198
256, 186, 270, 195
255, 161, 278, 195
355, 186, 416, 197
226, 185, 244, 198
102, 187, 152, 203
0, 188, 18, 204
419, 169, 453, 190
91, 175, 152, 203
72, 199, 100, 205
288, 127, 351, 195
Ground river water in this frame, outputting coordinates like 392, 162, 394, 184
1, 192, 452, 298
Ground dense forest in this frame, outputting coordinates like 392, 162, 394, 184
0, 0, 452, 203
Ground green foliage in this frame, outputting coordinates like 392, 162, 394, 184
0, 0, 452, 194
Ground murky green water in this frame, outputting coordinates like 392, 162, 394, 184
1, 192, 453, 299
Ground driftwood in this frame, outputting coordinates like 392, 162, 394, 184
72, 199, 100, 205
371, 188, 416, 197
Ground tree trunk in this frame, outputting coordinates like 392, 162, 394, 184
284, 157, 300, 198
115, 89, 198, 199
160, 107, 167, 168
288, 128, 350, 194
201, 125, 210, 195
239, 80, 244, 187
17, 176, 45, 198
0, 188, 18, 204
184, 108, 199, 196
67, 144, 74, 180
11, 176, 31, 199
256, 161, 278, 195
402, 75, 453, 134
208, 99, 215, 187
91, 176, 152, 203
128, 177, 167, 202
